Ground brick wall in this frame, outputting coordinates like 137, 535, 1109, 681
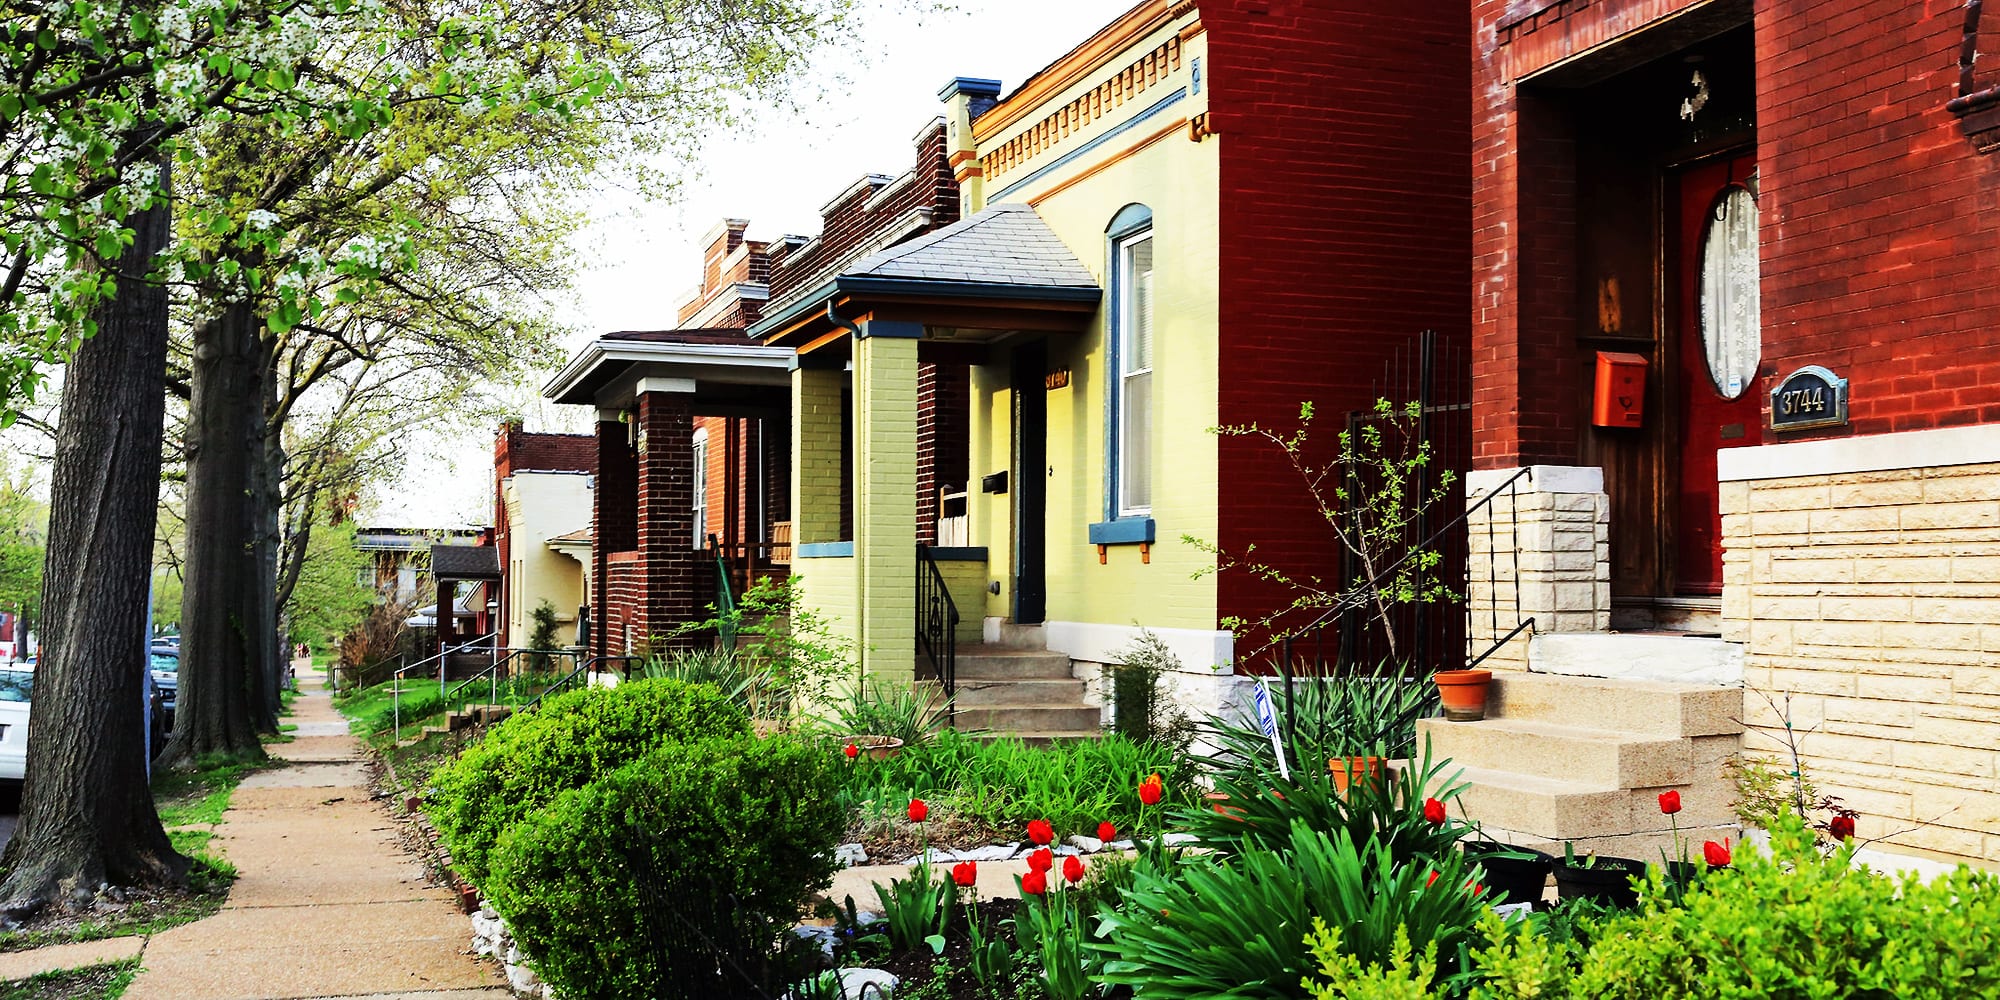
1756, 0, 2000, 437
1723, 457, 2000, 865
635, 390, 700, 650
916, 362, 969, 546
766, 122, 959, 303
592, 419, 637, 656
494, 423, 597, 642
1208, 0, 1471, 649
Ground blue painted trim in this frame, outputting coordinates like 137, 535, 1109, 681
1103, 215, 1153, 523
937, 77, 1003, 101
1106, 203, 1153, 240
925, 546, 989, 562
856, 319, 924, 340
748, 276, 1102, 342
990, 87, 1189, 203
796, 542, 855, 558
1088, 518, 1155, 545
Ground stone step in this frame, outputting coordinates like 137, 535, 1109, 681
1418, 717, 1693, 789
954, 678, 1087, 707
967, 729, 1103, 746
1448, 766, 1739, 842
983, 622, 1048, 651
1488, 671, 1744, 738
956, 647, 1074, 681
1526, 632, 1744, 686
954, 705, 1101, 734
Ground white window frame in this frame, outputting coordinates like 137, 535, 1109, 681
1113, 227, 1155, 518
691, 429, 709, 549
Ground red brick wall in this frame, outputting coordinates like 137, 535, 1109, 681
916, 362, 969, 546
635, 390, 706, 651
1755, 1, 2000, 437
767, 122, 960, 302
493, 424, 597, 644
1207, 0, 1472, 649
592, 419, 637, 657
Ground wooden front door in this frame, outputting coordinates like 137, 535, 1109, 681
1672, 151, 1763, 595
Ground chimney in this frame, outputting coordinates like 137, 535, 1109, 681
938, 77, 1002, 216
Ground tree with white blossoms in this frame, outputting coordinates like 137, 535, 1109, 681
162, 0, 871, 767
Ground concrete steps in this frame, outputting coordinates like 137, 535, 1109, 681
1429, 671, 1744, 844
949, 641, 1098, 739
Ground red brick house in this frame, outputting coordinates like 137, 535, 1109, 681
543, 123, 969, 657
1457, 0, 2000, 868
491, 423, 595, 649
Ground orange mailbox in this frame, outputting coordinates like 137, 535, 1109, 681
1592, 351, 1647, 428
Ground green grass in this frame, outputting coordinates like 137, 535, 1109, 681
0, 959, 139, 999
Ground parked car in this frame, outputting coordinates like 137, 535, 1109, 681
149, 644, 178, 735
0, 666, 30, 782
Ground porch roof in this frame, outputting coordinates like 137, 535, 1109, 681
542, 328, 795, 408
748, 203, 1101, 350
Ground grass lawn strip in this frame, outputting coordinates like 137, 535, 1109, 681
0, 957, 139, 999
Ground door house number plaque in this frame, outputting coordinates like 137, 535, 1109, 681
1769, 364, 1849, 431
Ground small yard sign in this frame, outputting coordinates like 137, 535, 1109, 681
1252, 679, 1289, 780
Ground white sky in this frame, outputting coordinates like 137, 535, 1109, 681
366, 0, 1136, 528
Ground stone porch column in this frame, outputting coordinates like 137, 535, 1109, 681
853, 323, 920, 680
1464, 465, 1610, 669
635, 379, 697, 652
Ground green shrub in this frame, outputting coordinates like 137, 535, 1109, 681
1095, 820, 1487, 999
425, 678, 748, 882
829, 678, 953, 746
1474, 816, 2000, 999
485, 734, 844, 1000
1104, 631, 1196, 752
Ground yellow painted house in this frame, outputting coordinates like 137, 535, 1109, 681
748, 0, 1470, 730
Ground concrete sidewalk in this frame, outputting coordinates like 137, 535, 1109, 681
121, 663, 509, 1000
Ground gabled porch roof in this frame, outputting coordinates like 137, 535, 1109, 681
749, 203, 1102, 351
541, 329, 794, 412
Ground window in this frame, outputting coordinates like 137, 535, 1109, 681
1698, 183, 1760, 400
691, 429, 709, 548
1114, 224, 1154, 515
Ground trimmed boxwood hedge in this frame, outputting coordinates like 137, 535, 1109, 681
485, 734, 844, 1000
424, 678, 748, 882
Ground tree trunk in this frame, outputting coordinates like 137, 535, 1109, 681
254, 362, 281, 731
158, 300, 271, 768
0, 169, 188, 915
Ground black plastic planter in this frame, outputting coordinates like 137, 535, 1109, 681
1553, 855, 1648, 908
1462, 842, 1554, 906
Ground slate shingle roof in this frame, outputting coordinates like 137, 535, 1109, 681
431, 544, 501, 578
845, 203, 1098, 290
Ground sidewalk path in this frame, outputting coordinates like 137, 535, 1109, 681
122, 663, 509, 1000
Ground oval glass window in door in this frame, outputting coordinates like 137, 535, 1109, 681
1699, 185, 1761, 400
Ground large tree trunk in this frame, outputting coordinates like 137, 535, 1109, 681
0, 170, 188, 916
158, 300, 271, 768
256, 368, 283, 728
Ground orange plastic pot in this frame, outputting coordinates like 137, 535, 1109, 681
1434, 669, 1493, 721
1204, 790, 1246, 821
1329, 755, 1384, 794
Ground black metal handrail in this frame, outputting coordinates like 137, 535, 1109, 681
1263, 466, 1537, 675
443, 648, 581, 713
915, 544, 958, 704
523, 654, 643, 710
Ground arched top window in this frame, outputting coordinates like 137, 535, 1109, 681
1107, 205, 1154, 518
1697, 183, 1760, 400
1107, 203, 1153, 240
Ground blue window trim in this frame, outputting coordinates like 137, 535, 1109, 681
796, 542, 854, 559
1095, 204, 1154, 546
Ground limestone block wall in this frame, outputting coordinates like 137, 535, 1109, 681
1719, 425, 2000, 867
1465, 466, 1612, 670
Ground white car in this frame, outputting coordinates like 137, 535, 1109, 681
0, 667, 29, 782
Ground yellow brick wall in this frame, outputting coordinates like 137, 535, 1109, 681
792, 366, 845, 545
1723, 461, 2000, 866
793, 553, 859, 665
933, 557, 990, 646
853, 334, 918, 678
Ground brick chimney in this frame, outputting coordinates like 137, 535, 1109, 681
938, 77, 1002, 216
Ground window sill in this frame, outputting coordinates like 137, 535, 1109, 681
1088, 518, 1155, 546
795, 542, 855, 558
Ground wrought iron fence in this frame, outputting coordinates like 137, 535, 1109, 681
915, 544, 958, 703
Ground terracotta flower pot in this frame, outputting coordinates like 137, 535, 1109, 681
843, 734, 904, 760
1329, 755, 1385, 794
1434, 669, 1493, 721
1204, 790, 1246, 821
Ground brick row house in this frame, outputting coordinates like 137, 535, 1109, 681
491, 423, 595, 649
541, 124, 971, 659
1453, 0, 2000, 870
749, 0, 1471, 732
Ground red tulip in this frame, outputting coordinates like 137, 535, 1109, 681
1097, 821, 1116, 842
1829, 814, 1856, 840
1139, 773, 1165, 805
907, 799, 928, 823
1703, 839, 1732, 867
843, 743, 859, 759
1027, 848, 1054, 873
1425, 869, 1439, 888
1658, 790, 1682, 815
1021, 870, 1047, 896
1466, 879, 1485, 897
951, 861, 978, 887
1027, 819, 1055, 845
1422, 797, 1447, 826
1063, 854, 1086, 884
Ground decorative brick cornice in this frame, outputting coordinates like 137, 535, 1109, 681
980, 34, 1184, 187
